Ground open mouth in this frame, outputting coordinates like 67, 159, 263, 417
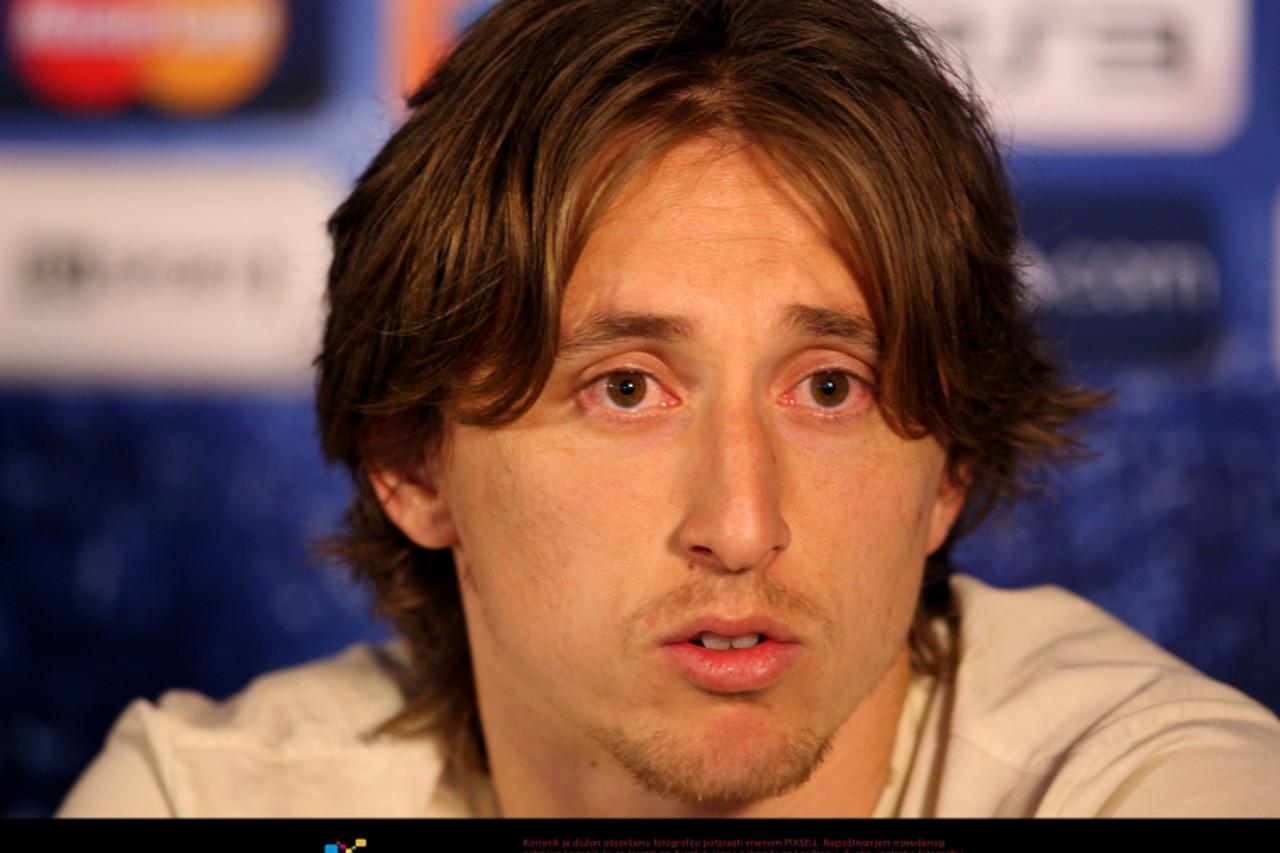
689, 631, 765, 650
663, 633, 800, 693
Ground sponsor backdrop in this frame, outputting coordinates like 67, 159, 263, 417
0, 0, 1276, 816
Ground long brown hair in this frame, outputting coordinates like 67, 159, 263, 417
316, 0, 1105, 774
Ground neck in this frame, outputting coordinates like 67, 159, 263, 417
477, 647, 913, 817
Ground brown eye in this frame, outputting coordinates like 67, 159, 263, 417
605, 372, 647, 408
809, 372, 850, 407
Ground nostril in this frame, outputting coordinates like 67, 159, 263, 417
687, 546, 719, 571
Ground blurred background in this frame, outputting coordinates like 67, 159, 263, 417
0, 0, 1277, 817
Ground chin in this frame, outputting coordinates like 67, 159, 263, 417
587, 706, 835, 808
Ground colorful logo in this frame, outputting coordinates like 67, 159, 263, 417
4, 0, 288, 115
325, 840, 367, 853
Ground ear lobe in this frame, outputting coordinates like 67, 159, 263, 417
368, 465, 458, 550
925, 467, 968, 556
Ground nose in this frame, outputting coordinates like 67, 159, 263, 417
674, 395, 791, 573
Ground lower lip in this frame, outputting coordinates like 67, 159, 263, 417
661, 639, 801, 693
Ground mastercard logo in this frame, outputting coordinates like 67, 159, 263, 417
5, 0, 288, 116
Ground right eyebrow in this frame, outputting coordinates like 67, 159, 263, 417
557, 311, 695, 359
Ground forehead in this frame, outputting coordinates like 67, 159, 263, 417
560, 137, 871, 336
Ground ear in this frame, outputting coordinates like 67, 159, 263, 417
367, 462, 458, 550
925, 465, 968, 556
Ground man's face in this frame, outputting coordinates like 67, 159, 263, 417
428, 138, 962, 809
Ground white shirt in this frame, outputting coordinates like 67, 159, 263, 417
57, 575, 1280, 817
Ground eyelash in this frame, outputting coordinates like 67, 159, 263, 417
578, 368, 872, 419
580, 369, 678, 417
783, 371, 872, 417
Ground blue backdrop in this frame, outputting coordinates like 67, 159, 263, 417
1, 0, 1277, 816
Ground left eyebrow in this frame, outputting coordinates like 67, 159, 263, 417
783, 304, 882, 360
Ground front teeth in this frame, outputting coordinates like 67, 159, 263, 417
697, 632, 763, 650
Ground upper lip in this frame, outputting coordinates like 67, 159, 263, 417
662, 615, 801, 645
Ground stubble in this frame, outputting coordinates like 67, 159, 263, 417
586, 716, 834, 808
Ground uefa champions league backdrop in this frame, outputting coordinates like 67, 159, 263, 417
0, 0, 1277, 816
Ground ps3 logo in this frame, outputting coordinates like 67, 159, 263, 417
3, 0, 288, 115
897, 0, 1248, 150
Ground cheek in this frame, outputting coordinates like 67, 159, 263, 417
783, 437, 943, 626
446, 429, 672, 641
790, 443, 940, 559
450, 436, 569, 599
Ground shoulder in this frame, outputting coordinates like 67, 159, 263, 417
940, 575, 1280, 816
57, 642, 470, 817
